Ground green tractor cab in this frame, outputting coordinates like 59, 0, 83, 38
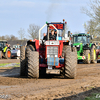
0, 40, 11, 59
72, 33, 97, 64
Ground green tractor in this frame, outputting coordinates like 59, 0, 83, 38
0, 40, 11, 59
72, 33, 97, 64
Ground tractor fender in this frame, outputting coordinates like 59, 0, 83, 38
27, 40, 39, 51
89, 43, 96, 51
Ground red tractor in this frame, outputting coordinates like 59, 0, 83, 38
20, 20, 77, 79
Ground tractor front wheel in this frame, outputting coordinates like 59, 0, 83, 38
91, 45, 97, 63
83, 50, 91, 64
64, 46, 77, 79
5, 49, 11, 59
26, 51, 39, 78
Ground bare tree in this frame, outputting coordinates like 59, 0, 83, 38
18, 28, 25, 40
5, 35, 10, 40
1, 36, 5, 40
0, 35, 18, 40
82, 0, 100, 36
27, 24, 40, 39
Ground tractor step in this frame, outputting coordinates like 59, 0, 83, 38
46, 69, 60, 74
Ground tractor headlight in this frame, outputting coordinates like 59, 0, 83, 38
47, 55, 50, 57
77, 45, 80, 47
55, 55, 58, 57
76, 45, 80, 51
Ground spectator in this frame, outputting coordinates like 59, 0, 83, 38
43, 33, 47, 41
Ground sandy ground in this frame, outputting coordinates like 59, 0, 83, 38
0, 59, 20, 64
0, 62, 100, 100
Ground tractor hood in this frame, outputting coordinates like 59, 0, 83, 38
73, 43, 83, 52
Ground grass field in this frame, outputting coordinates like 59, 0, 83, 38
0, 63, 9, 66
85, 93, 100, 100
0, 63, 20, 67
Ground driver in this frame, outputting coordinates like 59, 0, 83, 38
49, 29, 55, 40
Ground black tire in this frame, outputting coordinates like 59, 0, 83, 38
20, 46, 26, 76
64, 46, 77, 79
26, 51, 39, 78
26, 45, 35, 54
77, 60, 80, 64
0, 51, 2, 59
83, 50, 91, 64
91, 45, 97, 63
5, 49, 11, 59
39, 68, 46, 78
62, 45, 66, 57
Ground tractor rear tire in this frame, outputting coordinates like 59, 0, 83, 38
20, 46, 26, 76
5, 49, 11, 59
0, 51, 2, 59
64, 46, 77, 79
26, 51, 39, 78
83, 50, 91, 64
62, 45, 66, 57
26, 45, 35, 55
91, 45, 97, 63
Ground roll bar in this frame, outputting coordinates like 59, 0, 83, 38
39, 24, 59, 42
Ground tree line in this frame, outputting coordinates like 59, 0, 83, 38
0, 35, 18, 41
0, 24, 40, 41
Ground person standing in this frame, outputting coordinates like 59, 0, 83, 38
43, 33, 47, 41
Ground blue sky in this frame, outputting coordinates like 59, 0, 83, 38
0, 0, 90, 39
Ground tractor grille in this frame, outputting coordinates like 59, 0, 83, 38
47, 46, 58, 58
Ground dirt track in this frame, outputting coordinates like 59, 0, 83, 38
0, 63, 100, 100
0, 59, 20, 64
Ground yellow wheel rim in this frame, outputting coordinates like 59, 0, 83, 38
94, 49, 96, 60
88, 53, 90, 61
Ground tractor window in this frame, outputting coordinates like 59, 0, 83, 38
3, 43, 6, 47
0, 44, 2, 47
0, 42, 3, 47
73, 36, 87, 44
82, 36, 87, 44
74, 36, 82, 43
87, 37, 90, 43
